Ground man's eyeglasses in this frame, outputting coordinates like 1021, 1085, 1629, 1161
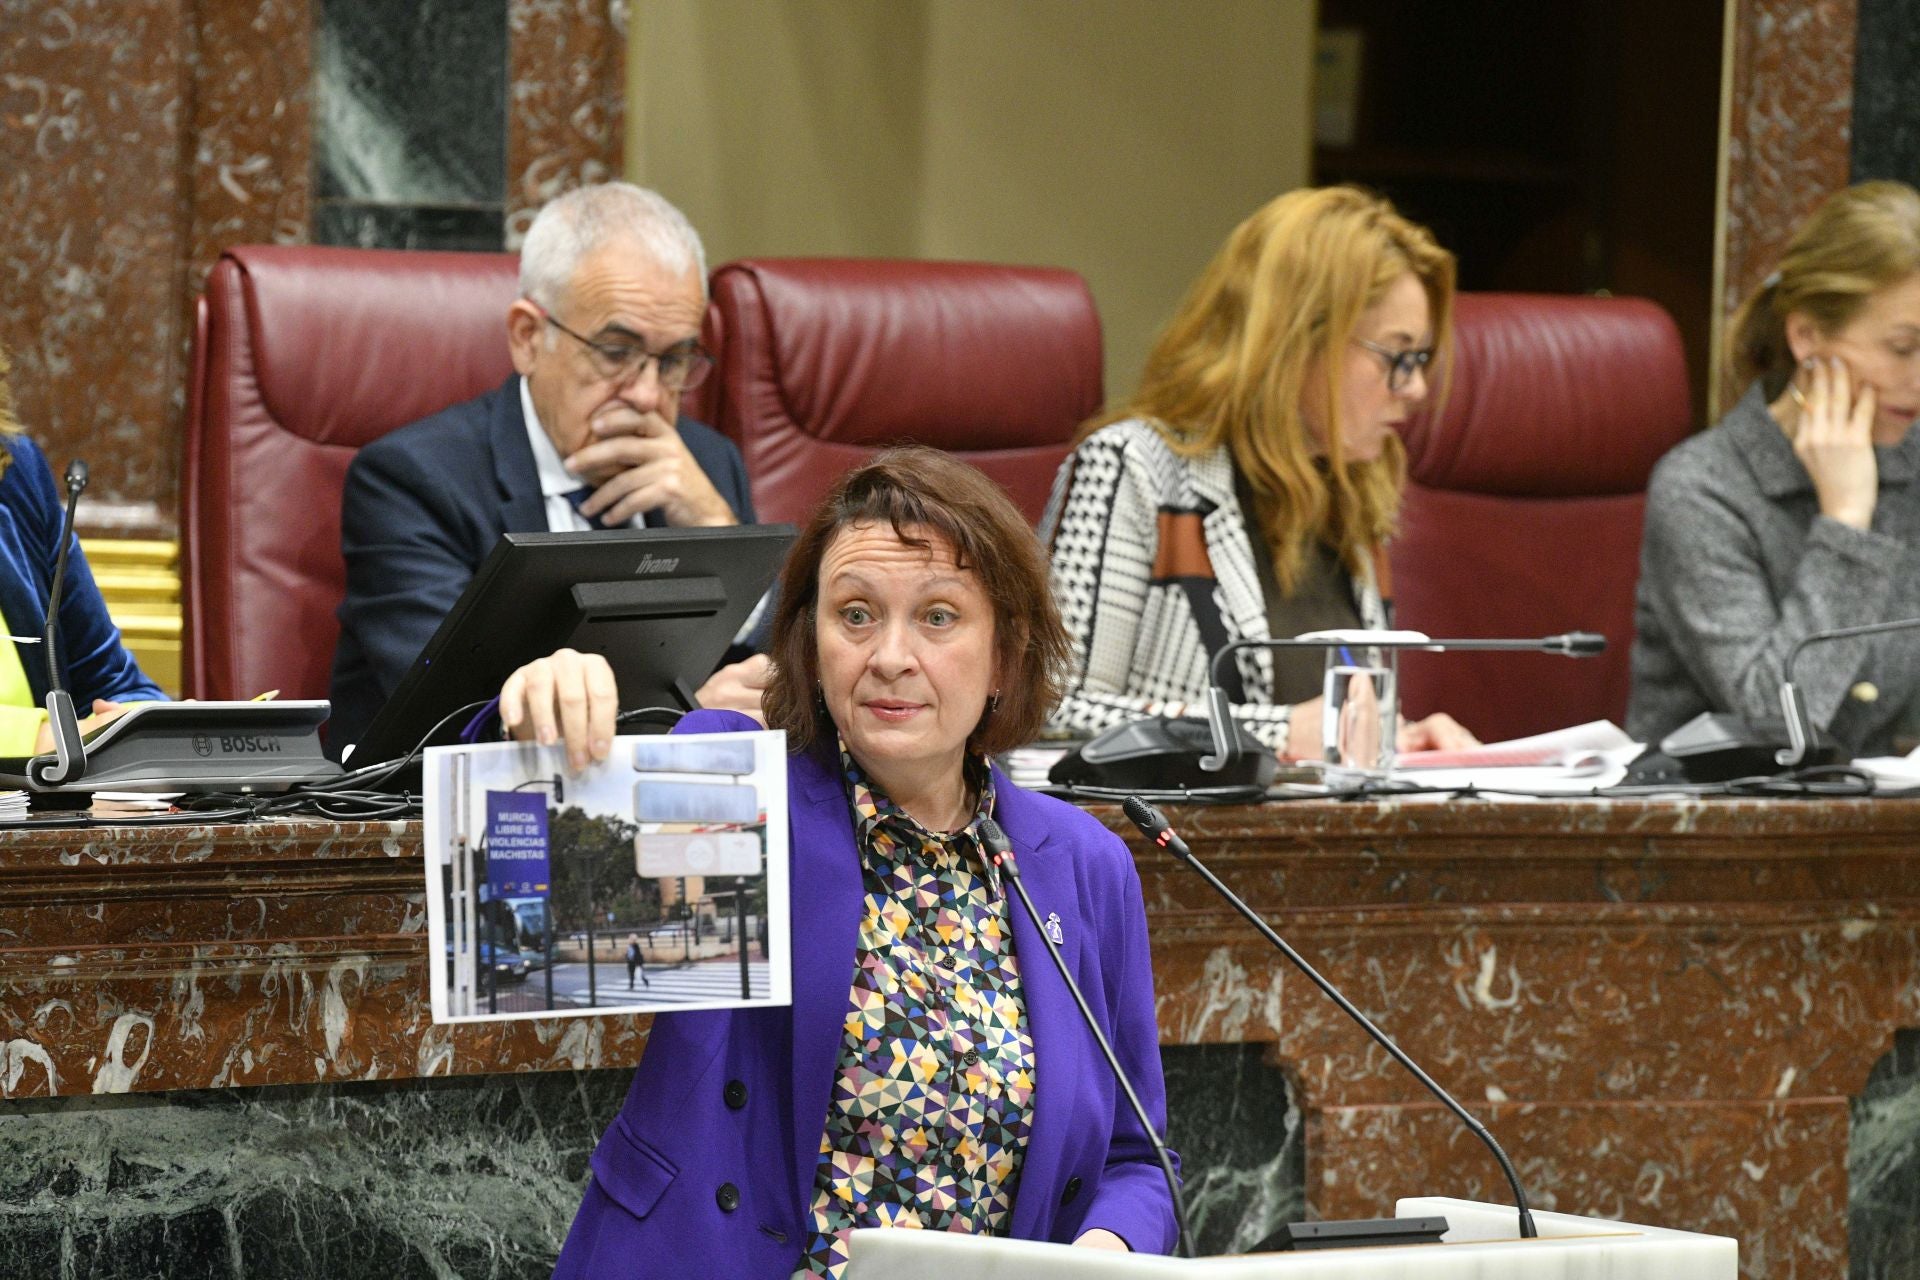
536, 306, 714, 392
1352, 337, 1435, 393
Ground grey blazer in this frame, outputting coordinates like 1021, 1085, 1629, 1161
1628, 382, 1920, 754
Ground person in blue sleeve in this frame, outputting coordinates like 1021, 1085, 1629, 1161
501, 447, 1179, 1277
0, 344, 166, 754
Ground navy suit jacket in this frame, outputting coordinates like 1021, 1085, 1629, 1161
553, 710, 1179, 1277
0, 435, 163, 708
327, 376, 753, 753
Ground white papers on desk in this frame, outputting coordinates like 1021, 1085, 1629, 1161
998, 743, 1074, 790
90, 791, 182, 818
1851, 747, 1920, 787
1393, 720, 1641, 793
0, 789, 26, 820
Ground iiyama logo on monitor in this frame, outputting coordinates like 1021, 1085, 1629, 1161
634, 553, 680, 575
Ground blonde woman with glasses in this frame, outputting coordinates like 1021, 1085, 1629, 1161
1042, 186, 1476, 759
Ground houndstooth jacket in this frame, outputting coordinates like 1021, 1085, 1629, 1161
1039, 418, 1388, 749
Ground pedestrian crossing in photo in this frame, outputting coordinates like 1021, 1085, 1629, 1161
538, 960, 774, 1007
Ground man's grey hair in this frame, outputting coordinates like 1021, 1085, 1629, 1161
519, 182, 708, 312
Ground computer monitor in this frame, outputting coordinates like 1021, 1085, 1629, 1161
346, 524, 794, 765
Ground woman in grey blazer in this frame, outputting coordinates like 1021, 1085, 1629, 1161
1630, 181, 1920, 755
1041, 187, 1474, 758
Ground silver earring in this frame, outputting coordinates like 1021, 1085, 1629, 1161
988, 690, 1001, 713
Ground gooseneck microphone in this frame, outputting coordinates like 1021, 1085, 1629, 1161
1121, 797, 1538, 1241
1198, 631, 1607, 772
977, 818, 1194, 1259
31, 460, 90, 786
1776, 616, 1920, 767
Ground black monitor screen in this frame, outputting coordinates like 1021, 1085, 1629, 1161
347, 524, 794, 764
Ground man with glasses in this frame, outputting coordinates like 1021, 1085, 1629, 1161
327, 183, 759, 757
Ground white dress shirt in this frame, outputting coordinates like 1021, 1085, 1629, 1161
521, 379, 639, 532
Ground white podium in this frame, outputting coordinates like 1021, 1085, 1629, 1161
843, 1198, 1737, 1278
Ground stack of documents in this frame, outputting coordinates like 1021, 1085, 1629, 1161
0, 789, 27, 820
1393, 720, 1640, 793
998, 743, 1076, 791
90, 791, 182, 819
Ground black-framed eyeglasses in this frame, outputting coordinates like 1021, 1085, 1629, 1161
1353, 337, 1435, 393
536, 305, 714, 392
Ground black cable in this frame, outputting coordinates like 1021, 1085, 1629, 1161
615, 706, 689, 730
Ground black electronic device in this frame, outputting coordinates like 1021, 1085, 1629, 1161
1, 701, 339, 793
977, 818, 1194, 1259
347, 525, 794, 766
1254, 1215, 1450, 1253
1124, 796, 1539, 1242
1642, 711, 1846, 784
1048, 715, 1277, 794
18, 456, 343, 794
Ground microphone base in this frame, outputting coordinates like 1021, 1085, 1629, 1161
1253, 1215, 1451, 1253
2, 702, 343, 794
1049, 715, 1278, 793
1632, 712, 1848, 785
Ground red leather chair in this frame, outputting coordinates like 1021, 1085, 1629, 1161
700, 259, 1102, 526
1390, 293, 1692, 742
183, 246, 521, 701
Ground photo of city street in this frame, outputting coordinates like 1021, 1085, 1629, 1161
422, 731, 791, 1023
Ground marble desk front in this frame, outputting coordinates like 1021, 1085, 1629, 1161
1, 799, 1914, 1279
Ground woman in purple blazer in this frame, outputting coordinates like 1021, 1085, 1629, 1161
502, 447, 1179, 1276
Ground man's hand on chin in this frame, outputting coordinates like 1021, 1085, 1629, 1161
567, 408, 735, 528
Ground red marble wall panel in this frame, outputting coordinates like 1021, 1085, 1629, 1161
0, 0, 192, 530
1720, 0, 1859, 400
181, 0, 312, 313
0, 819, 650, 1097
506, 0, 626, 245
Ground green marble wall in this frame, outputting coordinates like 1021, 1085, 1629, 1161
0, 1072, 629, 1279
0, 1046, 1304, 1277
1850, 1030, 1920, 1280
12, 1035, 1916, 1277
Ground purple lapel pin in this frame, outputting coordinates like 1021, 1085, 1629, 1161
1045, 912, 1065, 945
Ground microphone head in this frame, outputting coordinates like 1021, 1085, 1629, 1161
1553, 631, 1607, 656
1121, 795, 1168, 837
63, 459, 88, 493
978, 817, 1011, 855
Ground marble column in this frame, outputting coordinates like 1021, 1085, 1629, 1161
1716, 0, 1858, 413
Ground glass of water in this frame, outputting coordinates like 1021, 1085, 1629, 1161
1320, 646, 1397, 781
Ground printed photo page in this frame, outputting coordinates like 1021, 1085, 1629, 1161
423, 730, 791, 1024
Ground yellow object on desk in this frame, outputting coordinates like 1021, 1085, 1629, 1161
0, 634, 45, 754
251, 689, 280, 702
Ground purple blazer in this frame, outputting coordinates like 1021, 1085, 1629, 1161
554, 709, 1178, 1276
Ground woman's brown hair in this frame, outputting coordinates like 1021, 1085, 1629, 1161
1082, 185, 1454, 594
762, 446, 1070, 757
1729, 180, 1920, 403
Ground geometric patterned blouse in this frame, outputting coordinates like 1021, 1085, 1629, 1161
796, 742, 1037, 1278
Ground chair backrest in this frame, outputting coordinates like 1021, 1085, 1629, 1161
182, 245, 520, 700
1389, 293, 1692, 742
701, 258, 1103, 527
